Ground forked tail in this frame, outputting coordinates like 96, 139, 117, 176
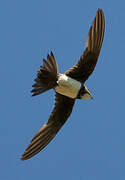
31, 52, 58, 96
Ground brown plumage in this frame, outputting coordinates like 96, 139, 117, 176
31, 52, 58, 96
21, 9, 105, 160
65, 9, 105, 82
22, 93, 75, 160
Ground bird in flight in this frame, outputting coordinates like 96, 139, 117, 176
22, 8, 105, 160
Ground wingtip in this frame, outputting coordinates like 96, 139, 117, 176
97, 8, 103, 12
31, 93, 36, 97
97, 8, 104, 18
21, 155, 29, 161
21, 156, 25, 161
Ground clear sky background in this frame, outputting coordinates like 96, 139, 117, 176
1, 0, 125, 179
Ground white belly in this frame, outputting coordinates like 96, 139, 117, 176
55, 74, 81, 99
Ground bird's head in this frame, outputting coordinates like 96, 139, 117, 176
79, 86, 93, 99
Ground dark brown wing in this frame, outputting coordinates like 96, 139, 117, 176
65, 9, 105, 83
21, 93, 75, 160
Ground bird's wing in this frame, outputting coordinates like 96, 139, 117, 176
21, 93, 75, 160
65, 9, 105, 83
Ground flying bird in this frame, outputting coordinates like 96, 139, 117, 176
22, 9, 105, 160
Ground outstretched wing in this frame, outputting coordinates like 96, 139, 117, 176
21, 93, 75, 160
65, 9, 105, 83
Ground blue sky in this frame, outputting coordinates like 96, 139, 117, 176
1, 0, 125, 179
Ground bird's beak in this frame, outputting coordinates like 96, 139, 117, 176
85, 86, 93, 99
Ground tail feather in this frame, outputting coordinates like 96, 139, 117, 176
31, 52, 58, 96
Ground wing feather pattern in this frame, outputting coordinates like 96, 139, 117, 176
21, 93, 75, 160
65, 9, 105, 82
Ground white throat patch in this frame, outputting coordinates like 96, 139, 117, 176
55, 74, 81, 99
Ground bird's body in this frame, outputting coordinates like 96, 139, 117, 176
55, 74, 82, 99
22, 9, 105, 160
55, 74, 92, 99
